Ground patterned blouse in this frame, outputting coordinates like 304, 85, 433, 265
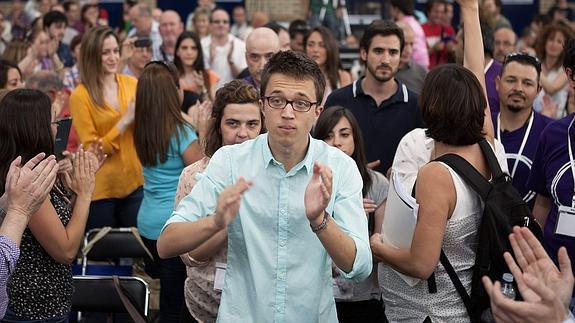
7, 185, 74, 319
174, 157, 227, 323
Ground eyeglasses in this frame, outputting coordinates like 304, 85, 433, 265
263, 96, 318, 112
503, 52, 541, 70
211, 20, 229, 25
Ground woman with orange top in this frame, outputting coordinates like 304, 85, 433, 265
174, 31, 219, 102
69, 26, 143, 230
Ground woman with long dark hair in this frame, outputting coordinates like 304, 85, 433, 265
0, 89, 99, 322
305, 26, 352, 103
313, 106, 388, 321
174, 31, 219, 101
133, 60, 203, 323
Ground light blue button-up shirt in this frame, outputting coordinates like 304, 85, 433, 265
165, 134, 372, 322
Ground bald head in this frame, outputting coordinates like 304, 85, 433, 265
494, 27, 517, 62
246, 28, 280, 87
159, 10, 183, 47
396, 21, 414, 66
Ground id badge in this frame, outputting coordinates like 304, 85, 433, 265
213, 262, 227, 291
555, 205, 575, 237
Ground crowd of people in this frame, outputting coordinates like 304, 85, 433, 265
0, 0, 575, 322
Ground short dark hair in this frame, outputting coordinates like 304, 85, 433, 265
264, 21, 287, 35
0, 59, 21, 89
426, 0, 447, 14
43, 10, 68, 29
420, 64, 485, 146
501, 52, 541, 81
62, 1, 78, 13
390, 0, 414, 16
205, 80, 264, 157
359, 20, 405, 54
0, 89, 54, 194
313, 106, 372, 197
288, 19, 309, 39
563, 38, 575, 71
260, 50, 325, 104
70, 34, 82, 53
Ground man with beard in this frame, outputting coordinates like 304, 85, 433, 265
493, 53, 552, 208
324, 20, 423, 175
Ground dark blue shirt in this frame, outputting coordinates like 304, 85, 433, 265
324, 78, 423, 174
57, 42, 74, 68
492, 111, 552, 208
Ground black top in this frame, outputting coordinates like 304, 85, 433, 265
181, 90, 201, 113
325, 78, 424, 174
7, 185, 73, 319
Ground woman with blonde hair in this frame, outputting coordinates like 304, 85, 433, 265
70, 26, 143, 230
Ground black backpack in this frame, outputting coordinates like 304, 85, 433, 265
427, 139, 543, 323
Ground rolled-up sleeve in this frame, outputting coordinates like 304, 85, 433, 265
163, 148, 230, 230
331, 158, 372, 282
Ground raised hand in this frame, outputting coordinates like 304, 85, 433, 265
305, 162, 332, 225
482, 274, 569, 323
87, 138, 107, 171
212, 177, 252, 230
506, 226, 574, 308
5, 153, 59, 218
63, 146, 96, 199
58, 151, 73, 174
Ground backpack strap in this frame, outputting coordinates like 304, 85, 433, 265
478, 139, 503, 178
439, 250, 473, 318
434, 154, 491, 200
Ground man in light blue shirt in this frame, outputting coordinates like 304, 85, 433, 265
158, 50, 372, 322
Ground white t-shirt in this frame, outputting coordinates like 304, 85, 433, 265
201, 34, 247, 89
391, 128, 509, 192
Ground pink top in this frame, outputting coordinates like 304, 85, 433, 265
402, 16, 430, 69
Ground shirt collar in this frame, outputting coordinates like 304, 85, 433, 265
262, 134, 315, 175
353, 77, 409, 105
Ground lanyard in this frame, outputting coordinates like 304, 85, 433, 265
567, 115, 575, 207
497, 112, 534, 178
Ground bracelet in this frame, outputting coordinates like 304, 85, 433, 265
310, 211, 329, 233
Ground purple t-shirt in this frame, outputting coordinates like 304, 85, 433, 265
493, 111, 552, 208
528, 113, 575, 274
485, 59, 502, 114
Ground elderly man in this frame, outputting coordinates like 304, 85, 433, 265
202, 8, 247, 89
493, 26, 517, 62
396, 20, 428, 94
128, 3, 162, 60
158, 50, 371, 322
242, 27, 280, 90
158, 10, 183, 61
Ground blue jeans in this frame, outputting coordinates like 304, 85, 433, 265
2, 308, 68, 323
86, 187, 143, 231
